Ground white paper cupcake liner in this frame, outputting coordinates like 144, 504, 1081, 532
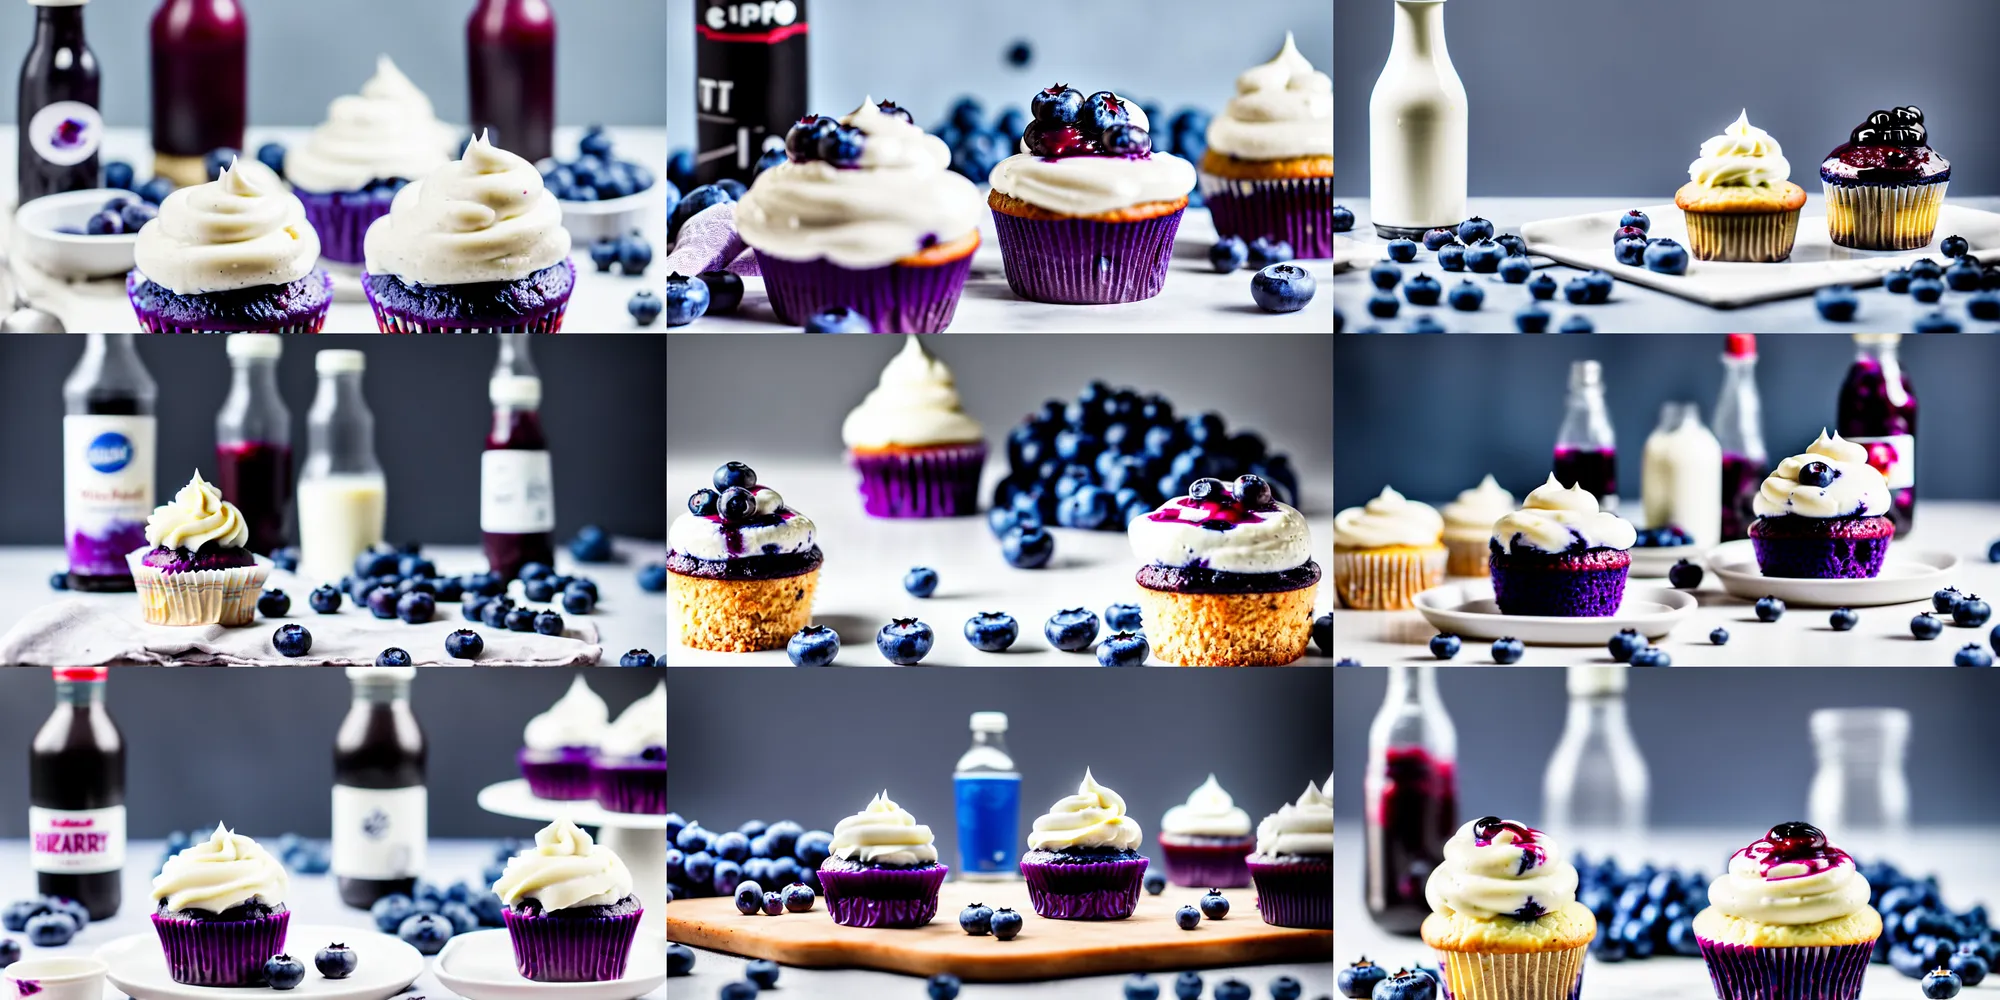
1433, 945, 1588, 1000
1823, 179, 1948, 251
125, 548, 272, 627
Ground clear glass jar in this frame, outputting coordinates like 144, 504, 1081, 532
1543, 666, 1648, 862
1807, 708, 1910, 860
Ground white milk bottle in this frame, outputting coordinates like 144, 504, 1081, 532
1641, 402, 1722, 549
1368, 0, 1468, 239
297, 350, 387, 583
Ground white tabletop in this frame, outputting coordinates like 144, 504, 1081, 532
3, 126, 670, 334
1332, 196, 2000, 333
1331, 500, 2000, 666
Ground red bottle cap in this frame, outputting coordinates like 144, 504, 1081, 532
52, 666, 108, 682
1726, 333, 1756, 359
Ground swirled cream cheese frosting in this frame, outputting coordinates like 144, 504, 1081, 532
989, 100, 1197, 218
668, 486, 817, 561
1206, 32, 1334, 161
1253, 778, 1332, 857
493, 817, 636, 912
135, 160, 319, 296
523, 676, 608, 751
151, 823, 289, 912
1130, 495, 1314, 574
1689, 110, 1792, 189
736, 98, 984, 270
1441, 475, 1516, 543
1423, 817, 1576, 921
598, 681, 665, 758
1491, 475, 1637, 554
285, 55, 456, 193
362, 131, 571, 287
1160, 774, 1254, 839
1028, 769, 1143, 853
840, 338, 984, 449
146, 471, 250, 552
1704, 824, 1870, 926
829, 792, 940, 866
1333, 486, 1443, 550
1752, 430, 1891, 519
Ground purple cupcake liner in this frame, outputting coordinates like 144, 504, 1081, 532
1490, 562, 1629, 617
850, 442, 987, 518
1246, 856, 1331, 929
363, 260, 575, 334
1160, 838, 1255, 888
990, 207, 1184, 304
816, 863, 949, 928
1750, 536, 1889, 580
1199, 173, 1333, 259
755, 249, 973, 333
519, 747, 595, 801
590, 758, 665, 814
296, 186, 396, 266
1696, 935, 1873, 1000
150, 909, 290, 987
501, 906, 643, 982
1019, 855, 1149, 921
127, 270, 333, 334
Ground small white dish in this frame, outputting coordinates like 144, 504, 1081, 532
433, 929, 665, 1000
14, 188, 145, 280
4, 956, 107, 1000
1707, 539, 1958, 608
558, 190, 652, 246
98, 924, 423, 1000
1413, 579, 1695, 645
1630, 544, 1708, 578
476, 779, 667, 831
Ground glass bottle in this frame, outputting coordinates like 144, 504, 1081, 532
1641, 402, 1721, 549
18, 0, 103, 203
30, 666, 124, 920
1365, 665, 1457, 935
1542, 666, 1648, 862
1553, 359, 1617, 510
149, 0, 245, 186
62, 333, 156, 592
1807, 708, 1909, 863
297, 350, 386, 584
493, 332, 538, 380
694, 0, 809, 187
215, 334, 292, 556
482, 374, 555, 581
1367, 0, 1467, 239
1714, 333, 1767, 542
467, 0, 555, 163
953, 711, 1021, 882
1837, 334, 1917, 538
333, 667, 426, 909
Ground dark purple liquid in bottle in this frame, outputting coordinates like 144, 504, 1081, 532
1838, 357, 1917, 537
334, 695, 423, 909
149, 0, 246, 166
216, 440, 293, 556
1366, 746, 1457, 935
1552, 446, 1618, 505
483, 407, 555, 581
468, 0, 555, 164
18, 2, 102, 203
1720, 452, 1765, 542
31, 669, 125, 920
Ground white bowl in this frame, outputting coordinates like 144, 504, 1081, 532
1413, 579, 1697, 646
1706, 539, 1959, 608
558, 189, 652, 245
15, 188, 146, 279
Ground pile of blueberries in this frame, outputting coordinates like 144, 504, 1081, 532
540, 126, 658, 203
1335, 212, 1610, 334
1336, 958, 1440, 999
667, 815, 829, 904
56, 191, 159, 237
1852, 235, 2000, 332
1913, 587, 1997, 667
362, 846, 521, 958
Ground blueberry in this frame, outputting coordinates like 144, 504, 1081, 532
589, 238, 620, 273
1097, 631, 1148, 666
396, 591, 435, 625
1947, 260, 1983, 291
783, 883, 816, 912
374, 647, 411, 667
1819, 606, 1860, 633
1001, 524, 1054, 568
250, 587, 291, 618
1910, 277, 1945, 303
1403, 273, 1442, 305
1143, 870, 1167, 896
1709, 627, 1729, 645
1499, 255, 1533, 283
1429, 633, 1460, 660
1447, 281, 1484, 311
1798, 460, 1836, 488
120, 199, 158, 232
1268, 974, 1302, 1000
1970, 292, 2000, 320
1457, 216, 1495, 243
928, 972, 963, 1000
480, 598, 512, 629
1366, 291, 1400, 318
1644, 239, 1690, 275
1620, 209, 1651, 233
1174, 905, 1201, 930
617, 232, 654, 275
1607, 628, 1646, 662
1465, 240, 1503, 273
804, 306, 874, 333
532, 610, 564, 636
964, 612, 1020, 653
1956, 644, 1994, 667
667, 182, 735, 242
720, 983, 758, 1000
717, 486, 757, 522
1338, 959, 1389, 998
1332, 205, 1355, 232
1923, 967, 1963, 999
1915, 311, 1962, 333
734, 880, 764, 915
104, 159, 136, 190
85, 208, 124, 235
1199, 889, 1229, 919
1942, 234, 1970, 258
1124, 974, 1162, 1000
561, 588, 595, 616
504, 607, 535, 632
623, 288, 665, 327
787, 624, 839, 666
1209, 236, 1248, 273
619, 649, 657, 667
1421, 228, 1458, 251
1954, 947, 1993, 985
877, 618, 934, 665
1491, 635, 1524, 664
1564, 277, 1592, 304
370, 894, 415, 933
24, 912, 74, 947
137, 175, 176, 205
1668, 559, 1703, 589
262, 953, 306, 990
1754, 595, 1786, 622
397, 913, 452, 955
662, 272, 709, 326
667, 942, 694, 977
1099, 122, 1151, 156
1629, 647, 1672, 667
1955, 595, 1992, 627
1614, 236, 1648, 267
1045, 608, 1099, 652
785, 115, 837, 162
1385, 239, 1417, 263
959, 902, 995, 935
1312, 613, 1332, 655
1437, 243, 1466, 271
1496, 233, 1528, 256
273, 624, 312, 657
989, 906, 1023, 940
1082, 91, 1131, 134
1100, 603, 1143, 633
1886, 268, 1914, 293
1369, 260, 1402, 289
1212, 979, 1251, 1000
638, 563, 668, 593
1514, 305, 1551, 332
745, 959, 780, 988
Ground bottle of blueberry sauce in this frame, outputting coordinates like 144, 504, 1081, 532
30, 666, 125, 920
481, 372, 556, 582
62, 333, 156, 593
954, 712, 1021, 882
333, 667, 427, 909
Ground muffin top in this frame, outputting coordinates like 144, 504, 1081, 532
1205, 32, 1333, 162
1424, 816, 1576, 922
1491, 475, 1636, 555
1129, 475, 1312, 574
1752, 430, 1890, 520
493, 817, 634, 912
1160, 774, 1253, 839
989, 88, 1195, 218
146, 471, 250, 554
599, 681, 665, 758
362, 131, 571, 287
523, 675, 608, 752
829, 791, 939, 866
839, 338, 984, 450
134, 159, 319, 297
1333, 485, 1442, 551
284, 54, 457, 194
671, 463, 818, 563
151, 823, 289, 913
1687, 110, 1791, 190
1028, 769, 1142, 852
1253, 777, 1331, 857
1441, 475, 1515, 542
1820, 106, 1950, 185
1705, 822, 1870, 927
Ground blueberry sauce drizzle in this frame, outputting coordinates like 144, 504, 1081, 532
1145, 495, 1275, 533
1737, 822, 1852, 881
1470, 816, 1552, 921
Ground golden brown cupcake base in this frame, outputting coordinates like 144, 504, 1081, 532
1135, 586, 1315, 666
896, 229, 982, 267
669, 568, 820, 653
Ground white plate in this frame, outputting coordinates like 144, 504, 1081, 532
432, 930, 664, 1000
1412, 580, 1696, 645
1706, 539, 1959, 607
476, 780, 666, 831
98, 924, 423, 1000
1629, 544, 1709, 578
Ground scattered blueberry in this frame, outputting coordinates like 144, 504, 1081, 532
1401, 272, 1442, 306
1934, 587, 1963, 613
1629, 647, 1671, 667
1910, 277, 1945, 303
1526, 272, 1557, 300
1045, 608, 1099, 652
1436, 243, 1465, 271
1252, 236, 1297, 265
1886, 268, 1914, 293
1252, 263, 1315, 313
1421, 228, 1458, 251
960, 902, 995, 935
396, 913, 451, 955
627, 290, 664, 327
663, 272, 710, 326
783, 883, 816, 912
1465, 240, 1504, 273
1829, 607, 1859, 631
1332, 205, 1355, 233
1429, 633, 1460, 660
1644, 239, 1689, 275
876, 618, 934, 665
1174, 905, 1201, 930
1923, 967, 1963, 999
1814, 285, 1858, 321
1491, 636, 1524, 664
1499, 255, 1532, 283
264, 954, 306, 990
1668, 559, 1703, 589
804, 306, 873, 333
1515, 305, 1551, 332
1370, 260, 1402, 289
1914, 311, 1960, 333
1608, 628, 1647, 663
1564, 277, 1592, 304
1710, 627, 1729, 645
901, 566, 939, 599
1199, 889, 1229, 919
1338, 959, 1389, 998
1912, 613, 1945, 640
1754, 595, 1786, 622
1942, 234, 1970, 258
990, 907, 1023, 940
1457, 216, 1495, 243
1210, 237, 1249, 273
1956, 644, 1994, 668
273, 624, 312, 657
620, 649, 657, 667
1447, 281, 1483, 311
1096, 631, 1148, 666
313, 943, 356, 979
1001, 524, 1054, 568
24, 912, 74, 947
1955, 595, 1992, 628
1144, 871, 1167, 896
1620, 210, 1651, 233
375, 647, 411, 667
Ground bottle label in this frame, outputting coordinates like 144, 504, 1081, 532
29, 805, 126, 874
695, 0, 809, 186
1847, 434, 1914, 490
480, 451, 555, 534
330, 785, 427, 880
29, 100, 104, 167
953, 773, 1021, 875
64, 415, 156, 576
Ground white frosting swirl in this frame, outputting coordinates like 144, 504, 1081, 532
1706, 836, 1870, 926
1688, 110, 1791, 189
736, 99, 985, 270
668, 486, 817, 561
1423, 818, 1577, 921
1205, 33, 1334, 161
1160, 774, 1253, 838
523, 676, 608, 751
1129, 496, 1314, 574
1491, 475, 1637, 554
1752, 430, 1892, 519
362, 132, 572, 287
492, 817, 636, 912
1027, 769, 1143, 852
829, 791, 940, 866
134, 160, 320, 296
284, 55, 456, 194
1333, 486, 1443, 550
1253, 778, 1333, 856
840, 338, 985, 449
150, 823, 289, 913
145, 471, 250, 552
598, 681, 664, 759
1441, 475, 1516, 543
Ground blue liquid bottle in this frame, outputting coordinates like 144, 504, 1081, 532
954, 711, 1020, 881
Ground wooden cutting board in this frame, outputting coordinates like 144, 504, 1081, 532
666, 879, 1331, 981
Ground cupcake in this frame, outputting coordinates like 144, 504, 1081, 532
1158, 774, 1255, 888
1489, 475, 1636, 617
736, 98, 984, 333
127, 159, 332, 334
1821, 106, 1950, 251
1441, 475, 1514, 578
816, 792, 949, 929
493, 817, 643, 983
1332, 486, 1445, 611
1420, 816, 1595, 998
1199, 32, 1334, 258
1020, 770, 1149, 921
150, 824, 291, 987
668, 462, 822, 653
126, 471, 272, 627
1748, 430, 1893, 579
1693, 822, 1880, 1000
1674, 111, 1808, 262
1245, 777, 1331, 929
1128, 475, 1320, 666
362, 132, 575, 333
988, 86, 1196, 304
283, 55, 457, 265
840, 338, 987, 518
519, 676, 607, 801
590, 681, 665, 814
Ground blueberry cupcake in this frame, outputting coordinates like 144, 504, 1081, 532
494, 817, 643, 982
736, 98, 984, 333
1128, 475, 1320, 666
590, 681, 665, 814
988, 85, 1197, 303
669, 462, 822, 653
1749, 430, 1893, 579
1332, 485, 1445, 611
1420, 816, 1595, 998
1821, 107, 1950, 250
362, 131, 575, 333
150, 824, 291, 987
1200, 32, 1334, 257
1245, 777, 1332, 929
1020, 770, 1149, 921
1693, 822, 1880, 1000
840, 338, 986, 518
519, 676, 607, 801
126, 471, 272, 627
1674, 111, 1807, 262
284, 55, 457, 265
1441, 475, 1515, 578
1158, 774, 1256, 888
816, 792, 950, 929
127, 159, 332, 334
1489, 474, 1636, 617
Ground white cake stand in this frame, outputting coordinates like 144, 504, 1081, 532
477, 780, 664, 928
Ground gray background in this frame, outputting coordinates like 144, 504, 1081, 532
0, 666, 661, 838
0, 335, 666, 547
1333, 0, 1999, 197
0, 0, 665, 127
1332, 667, 2000, 824
666, 0, 1333, 148
668, 668, 1332, 869
1333, 333, 2000, 512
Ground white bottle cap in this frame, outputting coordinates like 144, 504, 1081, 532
1566, 665, 1628, 696
970, 711, 1007, 732
225, 333, 282, 360
316, 349, 366, 374
489, 375, 542, 408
